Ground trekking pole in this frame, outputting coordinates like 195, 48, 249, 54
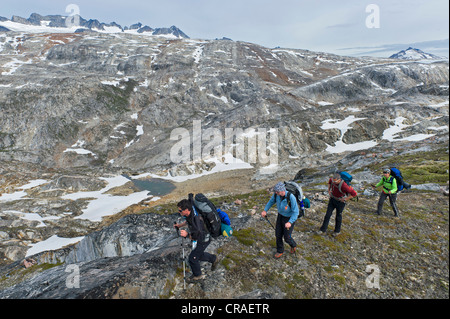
182, 236, 186, 289
264, 215, 275, 230
174, 221, 186, 289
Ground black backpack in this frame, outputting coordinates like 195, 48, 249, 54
280, 181, 307, 217
189, 193, 222, 238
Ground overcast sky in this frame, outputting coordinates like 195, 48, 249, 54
1, 0, 449, 57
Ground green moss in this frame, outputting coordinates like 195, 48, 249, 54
324, 265, 334, 272
233, 228, 256, 246
333, 274, 346, 286
312, 234, 340, 251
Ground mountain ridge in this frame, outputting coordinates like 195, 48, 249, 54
0, 12, 189, 38
390, 47, 443, 60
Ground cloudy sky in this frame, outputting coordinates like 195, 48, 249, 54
1, 0, 448, 57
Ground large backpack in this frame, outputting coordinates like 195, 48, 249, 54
189, 193, 223, 238
333, 171, 358, 201
390, 167, 404, 191
339, 171, 353, 185
282, 181, 308, 217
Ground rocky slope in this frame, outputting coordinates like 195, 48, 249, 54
0, 31, 448, 172
0, 143, 448, 299
0, 27, 448, 299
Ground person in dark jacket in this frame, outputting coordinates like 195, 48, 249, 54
174, 199, 219, 282
318, 172, 357, 236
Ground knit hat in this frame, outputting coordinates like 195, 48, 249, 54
273, 182, 286, 193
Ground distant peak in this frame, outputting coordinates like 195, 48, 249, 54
390, 47, 442, 60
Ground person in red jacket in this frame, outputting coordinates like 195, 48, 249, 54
318, 172, 357, 236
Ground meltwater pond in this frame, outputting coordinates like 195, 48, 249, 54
122, 175, 176, 196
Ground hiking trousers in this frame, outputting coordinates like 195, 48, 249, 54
320, 197, 345, 233
376, 192, 399, 217
188, 238, 216, 277
275, 214, 296, 253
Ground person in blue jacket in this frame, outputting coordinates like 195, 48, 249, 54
261, 182, 299, 258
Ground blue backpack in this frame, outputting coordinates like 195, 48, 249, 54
390, 167, 404, 191
337, 171, 358, 202
216, 208, 231, 226
217, 208, 233, 237
339, 171, 353, 185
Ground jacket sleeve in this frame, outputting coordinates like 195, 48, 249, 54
375, 178, 383, 188
342, 183, 358, 197
264, 194, 276, 212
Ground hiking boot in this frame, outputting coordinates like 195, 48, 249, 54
315, 230, 325, 235
211, 256, 220, 271
186, 274, 204, 283
290, 246, 297, 254
332, 232, 340, 237
274, 252, 283, 259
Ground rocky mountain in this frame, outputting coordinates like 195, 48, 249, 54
0, 149, 448, 299
0, 31, 447, 173
0, 13, 189, 38
390, 47, 443, 60
0, 18, 448, 300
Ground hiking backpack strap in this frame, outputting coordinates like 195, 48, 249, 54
337, 180, 345, 195
286, 191, 292, 209
383, 176, 395, 193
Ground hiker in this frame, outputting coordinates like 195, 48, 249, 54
372, 168, 400, 217
261, 182, 299, 258
174, 199, 219, 282
318, 172, 357, 236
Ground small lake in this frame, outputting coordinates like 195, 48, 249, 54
122, 175, 176, 196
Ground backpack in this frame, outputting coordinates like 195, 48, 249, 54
216, 208, 233, 237
189, 193, 227, 238
339, 171, 353, 185
221, 223, 233, 237
216, 208, 231, 226
390, 167, 404, 191
281, 181, 308, 217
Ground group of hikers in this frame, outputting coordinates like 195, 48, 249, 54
174, 167, 411, 281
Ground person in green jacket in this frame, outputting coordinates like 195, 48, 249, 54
372, 168, 400, 217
